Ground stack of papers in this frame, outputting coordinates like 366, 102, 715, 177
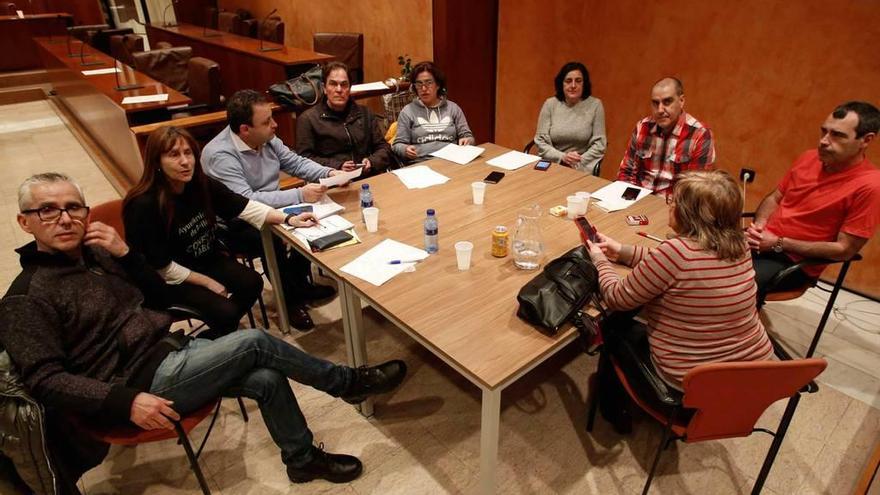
319, 167, 362, 187
486, 150, 541, 170
429, 143, 485, 165
82, 67, 121, 76
391, 165, 450, 189
278, 196, 345, 220
121, 94, 169, 105
351, 81, 389, 92
340, 239, 429, 286
591, 181, 653, 212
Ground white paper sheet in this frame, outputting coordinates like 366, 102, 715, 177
351, 81, 389, 92
591, 181, 653, 212
429, 144, 485, 165
486, 150, 541, 170
340, 239, 429, 286
121, 94, 169, 105
391, 165, 450, 189
278, 196, 345, 220
81, 67, 121, 76
318, 167, 362, 187
284, 214, 353, 239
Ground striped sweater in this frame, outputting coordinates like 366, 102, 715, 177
594, 237, 773, 389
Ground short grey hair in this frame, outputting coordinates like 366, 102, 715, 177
18, 172, 85, 211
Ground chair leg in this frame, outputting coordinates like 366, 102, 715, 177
175, 422, 212, 495
195, 401, 223, 458
751, 393, 801, 495
237, 397, 249, 422
643, 421, 673, 495
256, 294, 269, 328
245, 307, 256, 328
805, 260, 851, 359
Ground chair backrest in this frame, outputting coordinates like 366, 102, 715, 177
2, 2, 17, 15
260, 16, 284, 43
313, 32, 364, 84
132, 46, 193, 93
236, 17, 258, 38
89, 199, 126, 241
109, 34, 143, 65
187, 56, 221, 109
153, 40, 173, 50
217, 11, 239, 33
681, 358, 827, 442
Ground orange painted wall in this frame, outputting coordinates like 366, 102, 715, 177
218, 0, 433, 84
497, 0, 880, 296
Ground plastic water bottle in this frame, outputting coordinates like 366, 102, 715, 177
424, 209, 439, 254
359, 183, 373, 208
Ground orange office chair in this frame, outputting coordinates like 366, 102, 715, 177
71, 399, 223, 495
587, 338, 826, 495
743, 212, 863, 359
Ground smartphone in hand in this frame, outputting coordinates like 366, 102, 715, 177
575, 216, 600, 243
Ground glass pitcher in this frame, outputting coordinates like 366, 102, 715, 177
512, 204, 544, 270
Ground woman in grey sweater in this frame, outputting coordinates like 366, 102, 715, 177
392, 61, 474, 164
534, 61, 606, 175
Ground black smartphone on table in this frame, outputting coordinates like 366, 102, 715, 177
484, 171, 505, 184
534, 160, 551, 171
575, 216, 600, 243
621, 187, 641, 201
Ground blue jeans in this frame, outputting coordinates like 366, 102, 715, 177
149, 329, 354, 467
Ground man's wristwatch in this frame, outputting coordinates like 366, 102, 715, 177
284, 213, 295, 226
772, 236, 784, 253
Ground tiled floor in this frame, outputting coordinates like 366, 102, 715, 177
1, 99, 878, 494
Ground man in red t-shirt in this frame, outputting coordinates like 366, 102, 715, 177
746, 101, 880, 299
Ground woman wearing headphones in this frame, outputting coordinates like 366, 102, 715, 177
391, 61, 474, 164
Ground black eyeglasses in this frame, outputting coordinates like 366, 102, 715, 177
21, 205, 90, 222
413, 80, 436, 89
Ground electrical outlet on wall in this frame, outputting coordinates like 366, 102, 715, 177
740, 168, 756, 183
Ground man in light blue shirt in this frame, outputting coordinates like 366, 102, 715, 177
203, 90, 345, 330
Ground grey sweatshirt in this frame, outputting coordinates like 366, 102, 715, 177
392, 97, 474, 163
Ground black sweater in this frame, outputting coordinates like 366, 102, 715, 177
0, 242, 174, 423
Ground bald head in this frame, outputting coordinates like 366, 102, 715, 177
651, 77, 685, 132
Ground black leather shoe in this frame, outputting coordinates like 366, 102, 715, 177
341, 360, 407, 404
303, 283, 336, 301
287, 305, 315, 331
287, 443, 363, 483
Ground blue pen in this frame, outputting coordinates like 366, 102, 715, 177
387, 259, 424, 265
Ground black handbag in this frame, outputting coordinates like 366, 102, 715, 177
268, 64, 323, 112
516, 246, 603, 347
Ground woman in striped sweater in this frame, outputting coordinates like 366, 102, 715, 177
586, 170, 773, 430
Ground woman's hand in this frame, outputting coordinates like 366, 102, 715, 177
405, 145, 418, 159
596, 233, 623, 262
562, 151, 582, 167
458, 137, 475, 146
202, 276, 228, 297
288, 212, 319, 228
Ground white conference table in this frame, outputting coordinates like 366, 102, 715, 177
260, 143, 668, 494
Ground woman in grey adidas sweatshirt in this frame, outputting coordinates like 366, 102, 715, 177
392, 61, 474, 164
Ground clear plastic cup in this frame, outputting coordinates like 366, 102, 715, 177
567, 195, 586, 219
471, 181, 487, 205
575, 191, 591, 214
363, 207, 379, 232
455, 241, 474, 270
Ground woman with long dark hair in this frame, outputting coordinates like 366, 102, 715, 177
124, 126, 318, 338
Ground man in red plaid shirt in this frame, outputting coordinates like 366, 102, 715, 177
617, 78, 715, 195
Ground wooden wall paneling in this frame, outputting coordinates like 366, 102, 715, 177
432, 0, 498, 143
217, 0, 434, 88
35, 0, 105, 25
0, 14, 72, 72
173, 0, 213, 26
496, 0, 880, 298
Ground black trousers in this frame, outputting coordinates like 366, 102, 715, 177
164, 254, 263, 338
220, 219, 314, 305
751, 251, 814, 304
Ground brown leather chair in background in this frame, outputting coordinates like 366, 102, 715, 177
313, 32, 364, 84
2, 2, 17, 15
260, 16, 284, 44
154, 41, 173, 50
187, 57, 222, 111
91, 27, 134, 56
217, 11, 239, 33
109, 34, 144, 65
132, 46, 193, 93
236, 17, 258, 38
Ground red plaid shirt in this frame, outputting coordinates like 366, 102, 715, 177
617, 112, 715, 195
